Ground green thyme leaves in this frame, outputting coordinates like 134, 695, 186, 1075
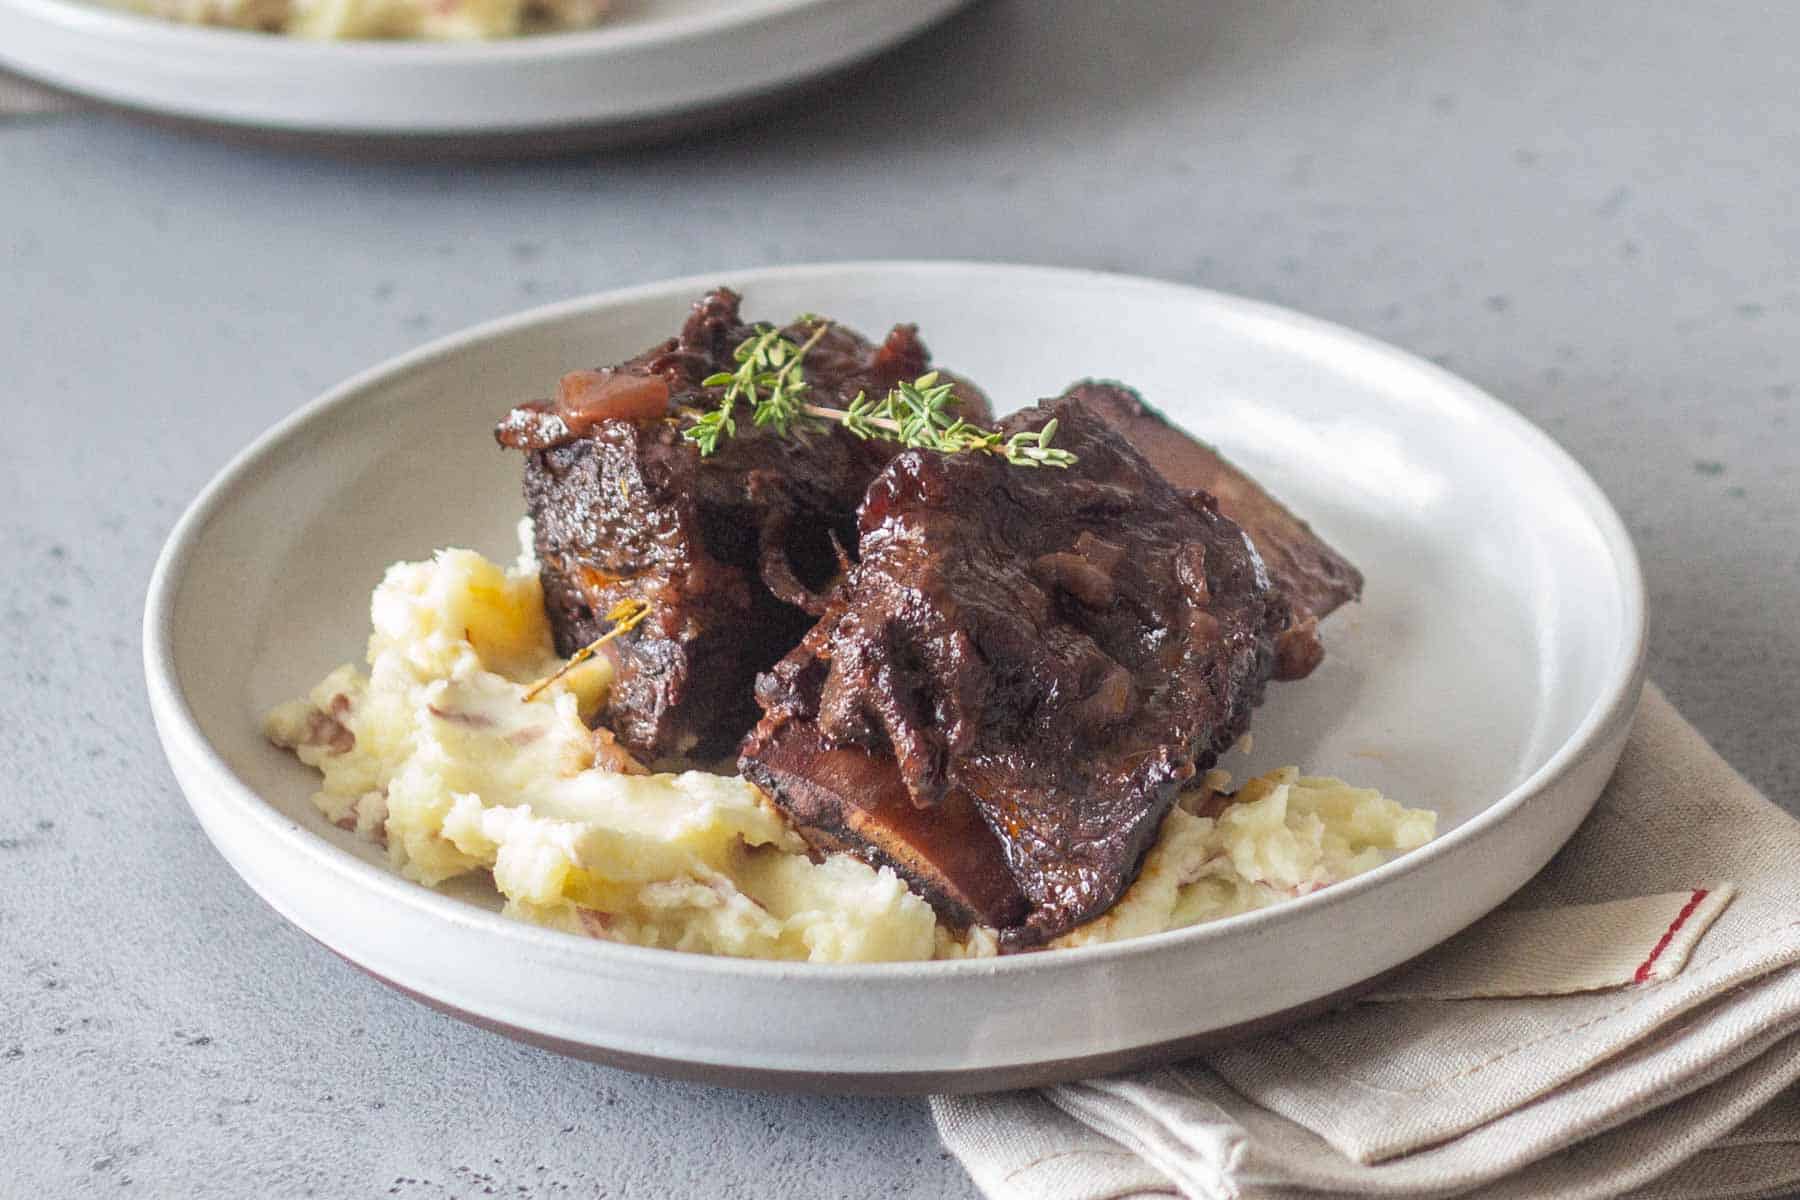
681, 320, 1075, 469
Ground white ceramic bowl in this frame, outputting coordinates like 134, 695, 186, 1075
0, 0, 968, 148
144, 262, 1646, 1092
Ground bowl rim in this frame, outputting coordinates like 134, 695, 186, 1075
142, 258, 1649, 984
0, 0, 851, 62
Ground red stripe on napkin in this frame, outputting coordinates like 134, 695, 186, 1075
1633, 889, 1711, 984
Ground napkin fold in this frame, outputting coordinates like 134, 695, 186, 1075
935, 684, 1800, 1200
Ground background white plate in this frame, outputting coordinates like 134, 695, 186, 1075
144, 262, 1646, 1092
0, 0, 969, 146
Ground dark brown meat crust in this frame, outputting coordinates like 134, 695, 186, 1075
740, 397, 1292, 947
497, 288, 988, 759
1067, 380, 1363, 626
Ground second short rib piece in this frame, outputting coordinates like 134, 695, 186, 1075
741, 397, 1309, 948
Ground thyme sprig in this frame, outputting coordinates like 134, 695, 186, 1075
522, 597, 651, 703
681, 320, 1076, 468
827, 375, 1076, 468
687, 320, 832, 454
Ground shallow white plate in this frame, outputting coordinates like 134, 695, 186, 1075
144, 262, 1646, 1092
0, 0, 967, 147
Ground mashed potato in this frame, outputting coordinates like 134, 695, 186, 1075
114, 0, 607, 40
267, 542, 1436, 962
1051, 770, 1436, 949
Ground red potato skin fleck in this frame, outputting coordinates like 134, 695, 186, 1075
306, 709, 355, 754
427, 703, 497, 729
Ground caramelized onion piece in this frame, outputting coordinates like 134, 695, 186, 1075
1032, 551, 1115, 609
1273, 613, 1325, 680
556, 369, 671, 434
592, 726, 649, 775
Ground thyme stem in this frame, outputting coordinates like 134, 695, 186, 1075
522, 598, 650, 702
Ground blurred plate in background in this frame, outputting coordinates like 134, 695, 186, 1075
0, 0, 970, 152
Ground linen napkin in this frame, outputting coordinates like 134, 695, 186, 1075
935, 684, 1800, 1200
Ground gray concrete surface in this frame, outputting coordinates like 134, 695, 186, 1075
3, 1, 1797, 1195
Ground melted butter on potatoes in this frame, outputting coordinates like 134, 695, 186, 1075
267, 542, 1435, 962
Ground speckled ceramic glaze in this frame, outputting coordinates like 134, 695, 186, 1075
0, 0, 970, 144
144, 262, 1646, 1093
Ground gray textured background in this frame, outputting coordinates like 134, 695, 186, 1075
3, 2, 1797, 1195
